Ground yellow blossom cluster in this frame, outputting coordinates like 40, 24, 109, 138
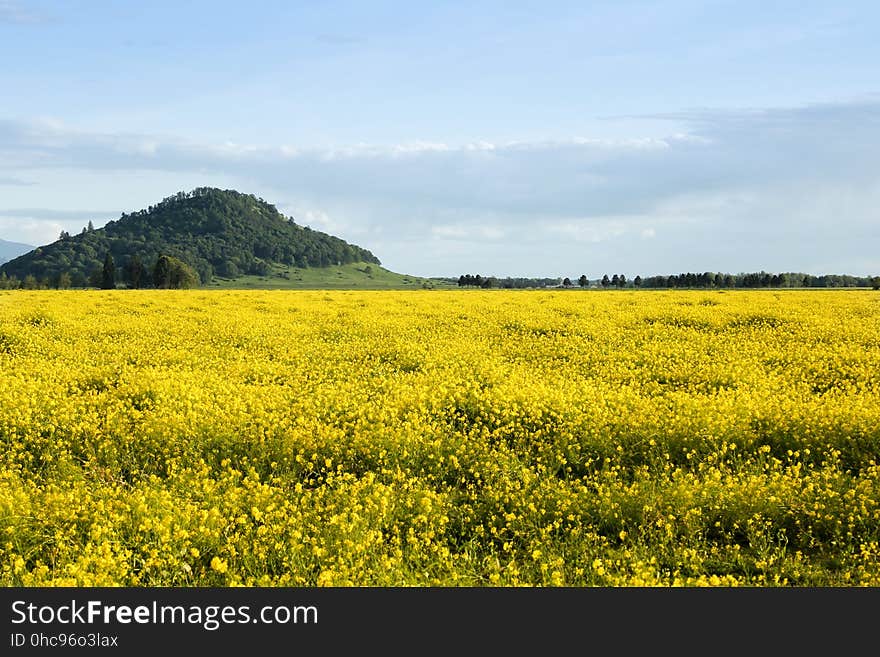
1, 289, 879, 586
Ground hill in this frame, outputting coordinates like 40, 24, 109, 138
0, 238, 34, 265
207, 261, 452, 290
0, 188, 381, 287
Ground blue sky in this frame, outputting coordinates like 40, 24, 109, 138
1, 0, 879, 277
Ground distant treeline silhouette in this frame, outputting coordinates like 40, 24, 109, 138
455, 271, 880, 289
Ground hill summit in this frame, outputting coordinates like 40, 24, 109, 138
0, 187, 380, 287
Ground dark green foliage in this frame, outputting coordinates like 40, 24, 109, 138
56, 272, 72, 289
638, 271, 877, 289
0, 188, 380, 287
456, 274, 560, 288
153, 255, 199, 289
101, 253, 116, 289
126, 255, 147, 289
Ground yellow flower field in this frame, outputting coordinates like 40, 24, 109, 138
1, 289, 879, 586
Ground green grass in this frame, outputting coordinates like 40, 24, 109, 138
206, 261, 456, 290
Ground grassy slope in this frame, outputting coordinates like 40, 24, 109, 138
206, 261, 456, 290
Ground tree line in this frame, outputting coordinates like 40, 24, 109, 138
456, 271, 880, 290
0, 253, 200, 290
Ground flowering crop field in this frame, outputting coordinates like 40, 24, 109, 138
1, 289, 879, 586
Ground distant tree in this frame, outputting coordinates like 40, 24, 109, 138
578, 274, 588, 288
153, 256, 173, 289
562, 277, 572, 287
601, 274, 610, 288
611, 274, 619, 287
872, 276, 880, 290
87, 220, 94, 232
56, 272, 72, 289
1, 273, 20, 289
23, 274, 38, 290
252, 258, 272, 277
618, 274, 627, 288
218, 260, 240, 278
101, 253, 116, 289
88, 267, 103, 288
153, 255, 199, 289
634, 275, 642, 288
59, 230, 70, 240
127, 255, 144, 289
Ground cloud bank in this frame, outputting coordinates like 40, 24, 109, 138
1, 99, 879, 277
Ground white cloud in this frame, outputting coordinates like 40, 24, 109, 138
1, 99, 879, 276
0, 217, 63, 245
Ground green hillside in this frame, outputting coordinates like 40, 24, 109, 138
207, 261, 454, 289
0, 188, 382, 288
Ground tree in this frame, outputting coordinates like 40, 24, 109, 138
601, 274, 610, 288
611, 274, 619, 287
634, 275, 642, 288
127, 255, 145, 289
618, 274, 627, 288
87, 220, 94, 232
101, 253, 116, 289
88, 267, 103, 288
56, 272, 72, 289
153, 255, 200, 289
578, 274, 588, 288
872, 276, 880, 290
153, 255, 173, 288
562, 277, 572, 287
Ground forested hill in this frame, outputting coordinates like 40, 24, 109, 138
0, 187, 380, 287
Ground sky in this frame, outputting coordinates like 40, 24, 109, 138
1, 0, 879, 278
